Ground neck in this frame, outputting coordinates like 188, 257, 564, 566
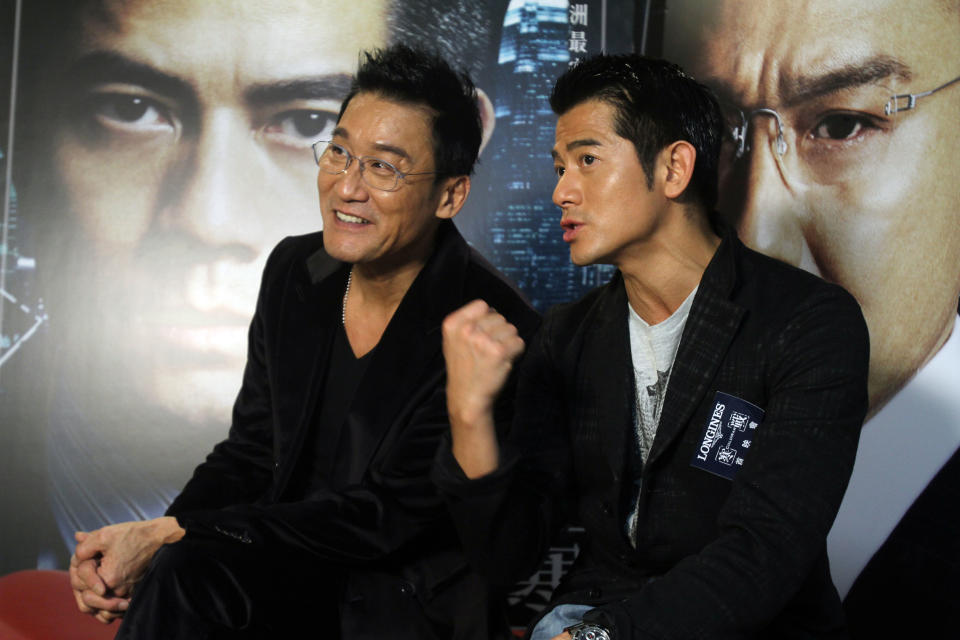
342, 224, 439, 357
350, 257, 428, 314
619, 206, 720, 325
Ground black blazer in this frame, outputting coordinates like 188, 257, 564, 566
843, 442, 960, 638
167, 220, 539, 639
436, 226, 870, 639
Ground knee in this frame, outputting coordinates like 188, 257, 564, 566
141, 540, 253, 630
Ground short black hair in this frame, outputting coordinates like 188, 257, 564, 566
550, 54, 723, 215
337, 44, 482, 178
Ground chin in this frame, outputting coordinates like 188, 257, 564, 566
322, 239, 365, 264
569, 249, 592, 266
570, 248, 604, 267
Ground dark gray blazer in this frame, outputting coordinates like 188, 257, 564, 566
436, 225, 870, 639
167, 220, 539, 639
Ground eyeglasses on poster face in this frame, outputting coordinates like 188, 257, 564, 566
718, 73, 960, 189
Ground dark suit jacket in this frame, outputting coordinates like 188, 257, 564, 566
166, 220, 539, 639
843, 442, 960, 639
436, 226, 870, 639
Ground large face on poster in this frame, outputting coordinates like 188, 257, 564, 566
49, 0, 383, 425
662, 0, 960, 413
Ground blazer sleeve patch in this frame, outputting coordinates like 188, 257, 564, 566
690, 391, 765, 480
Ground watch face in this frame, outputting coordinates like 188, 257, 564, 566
568, 623, 611, 640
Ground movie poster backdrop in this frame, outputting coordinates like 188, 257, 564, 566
2, 0, 957, 634
0, 0, 632, 629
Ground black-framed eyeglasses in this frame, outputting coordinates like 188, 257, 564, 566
312, 140, 438, 192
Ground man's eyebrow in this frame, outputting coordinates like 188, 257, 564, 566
704, 56, 913, 109
552, 137, 603, 159
783, 56, 913, 106
64, 51, 195, 103
371, 142, 411, 162
245, 75, 354, 107
329, 128, 412, 162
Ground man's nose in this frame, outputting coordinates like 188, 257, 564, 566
552, 171, 581, 209
156, 109, 269, 255
328, 157, 370, 201
721, 120, 814, 271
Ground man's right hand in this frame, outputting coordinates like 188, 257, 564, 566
70, 517, 186, 622
70, 533, 128, 623
442, 299, 526, 478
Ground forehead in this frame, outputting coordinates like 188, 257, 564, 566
665, 0, 960, 105
72, 0, 388, 94
554, 99, 622, 151
336, 93, 436, 161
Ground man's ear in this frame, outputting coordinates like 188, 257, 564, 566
662, 140, 696, 200
434, 175, 471, 220
476, 88, 495, 155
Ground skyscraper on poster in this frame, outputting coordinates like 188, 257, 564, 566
486, 0, 618, 311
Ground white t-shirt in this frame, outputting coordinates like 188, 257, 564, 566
625, 287, 697, 543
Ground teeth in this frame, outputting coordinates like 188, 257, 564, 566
336, 211, 368, 224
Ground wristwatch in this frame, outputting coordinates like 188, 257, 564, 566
565, 621, 612, 640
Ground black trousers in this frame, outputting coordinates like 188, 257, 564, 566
115, 535, 341, 639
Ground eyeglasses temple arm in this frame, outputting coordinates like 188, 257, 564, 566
885, 74, 960, 115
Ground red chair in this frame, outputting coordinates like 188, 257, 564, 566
0, 570, 118, 640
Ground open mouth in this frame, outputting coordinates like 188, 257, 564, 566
336, 211, 371, 224
561, 219, 582, 241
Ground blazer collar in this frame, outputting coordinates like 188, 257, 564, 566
578, 273, 636, 479
304, 219, 470, 325
647, 222, 746, 468
313, 221, 471, 483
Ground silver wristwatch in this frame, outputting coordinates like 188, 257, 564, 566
565, 621, 612, 640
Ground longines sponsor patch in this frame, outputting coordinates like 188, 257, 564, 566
690, 391, 764, 480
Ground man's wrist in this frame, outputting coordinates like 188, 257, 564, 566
153, 516, 186, 544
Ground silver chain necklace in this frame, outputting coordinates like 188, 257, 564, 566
342, 267, 353, 326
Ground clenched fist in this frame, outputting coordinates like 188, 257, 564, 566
442, 299, 526, 478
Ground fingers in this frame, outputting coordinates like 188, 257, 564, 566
81, 588, 130, 615
479, 317, 525, 359
94, 608, 124, 624
73, 528, 103, 562
443, 298, 492, 328
74, 556, 108, 596
443, 300, 526, 448
71, 580, 96, 615
70, 555, 94, 614
443, 299, 525, 362
70, 553, 127, 619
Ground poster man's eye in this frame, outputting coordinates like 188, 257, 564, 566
810, 113, 876, 141
263, 110, 337, 148
87, 93, 174, 132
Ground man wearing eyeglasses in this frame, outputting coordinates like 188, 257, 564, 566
0, 0, 497, 576
661, 0, 960, 634
67, 45, 538, 639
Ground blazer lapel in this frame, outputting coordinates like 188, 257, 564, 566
576, 278, 635, 480
341, 221, 470, 483
273, 246, 346, 494
647, 232, 745, 468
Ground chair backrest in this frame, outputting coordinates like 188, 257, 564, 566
0, 570, 118, 640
